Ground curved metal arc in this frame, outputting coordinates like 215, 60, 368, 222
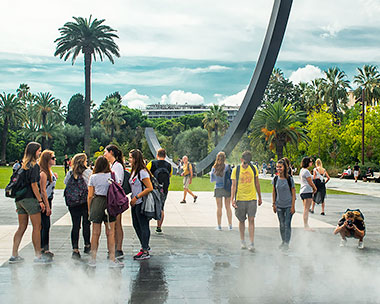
146, 0, 293, 175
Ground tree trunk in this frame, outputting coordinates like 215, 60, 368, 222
275, 137, 285, 160
214, 125, 218, 146
84, 53, 92, 157
111, 126, 114, 140
1, 117, 9, 165
42, 113, 47, 150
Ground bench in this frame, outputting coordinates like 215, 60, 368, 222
366, 172, 380, 182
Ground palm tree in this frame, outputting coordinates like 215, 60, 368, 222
33, 92, 65, 149
54, 16, 120, 157
354, 65, 380, 106
322, 67, 350, 122
0, 93, 25, 164
202, 105, 229, 146
98, 97, 125, 139
250, 100, 309, 159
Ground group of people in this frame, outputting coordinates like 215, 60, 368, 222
9, 142, 174, 267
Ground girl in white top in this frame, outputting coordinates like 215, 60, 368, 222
39, 150, 57, 257
311, 158, 330, 215
104, 144, 125, 259
299, 157, 317, 231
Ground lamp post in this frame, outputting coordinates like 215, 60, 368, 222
361, 88, 365, 165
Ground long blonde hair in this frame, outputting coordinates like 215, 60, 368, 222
72, 153, 88, 178
22, 142, 41, 170
213, 151, 226, 177
315, 158, 324, 170
39, 150, 54, 182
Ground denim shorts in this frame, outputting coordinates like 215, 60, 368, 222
15, 198, 41, 215
300, 192, 313, 200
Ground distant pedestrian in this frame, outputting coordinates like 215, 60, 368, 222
310, 158, 330, 216
63, 154, 70, 175
104, 144, 125, 260
180, 156, 197, 204
9, 142, 50, 264
64, 153, 92, 260
262, 161, 267, 177
272, 159, 295, 250
353, 162, 360, 183
269, 158, 275, 177
147, 148, 172, 235
39, 150, 57, 259
231, 151, 262, 251
299, 157, 317, 231
210, 151, 232, 231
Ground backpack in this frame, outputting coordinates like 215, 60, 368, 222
64, 172, 88, 207
121, 169, 132, 194
5, 167, 27, 199
234, 164, 257, 199
273, 175, 293, 200
151, 160, 171, 192
223, 165, 232, 192
107, 172, 129, 217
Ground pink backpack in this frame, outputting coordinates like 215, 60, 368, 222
107, 172, 129, 217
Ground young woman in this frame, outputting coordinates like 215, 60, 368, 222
64, 153, 92, 259
104, 144, 125, 260
129, 149, 153, 260
310, 158, 330, 216
87, 156, 123, 268
272, 159, 296, 250
39, 150, 57, 258
299, 157, 317, 231
210, 151, 232, 231
9, 142, 50, 264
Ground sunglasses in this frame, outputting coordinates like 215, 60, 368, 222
51, 156, 56, 160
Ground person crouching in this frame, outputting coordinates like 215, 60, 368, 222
334, 210, 365, 249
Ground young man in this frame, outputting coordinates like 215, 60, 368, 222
180, 156, 197, 204
63, 154, 70, 175
146, 148, 172, 234
231, 151, 262, 251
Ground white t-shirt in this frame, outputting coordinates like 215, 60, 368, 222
111, 161, 124, 185
129, 169, 150, 205
88, 172, 111, 196
300, 168, 313, 194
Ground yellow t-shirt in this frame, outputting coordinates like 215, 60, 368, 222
183, 163, 192, 176
231, 165, 258, 201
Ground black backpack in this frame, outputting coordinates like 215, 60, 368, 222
121, 170, 132, 195
151, 161, 171, 192
5, 167, 27, 199
235, 164, 257, 199
223, 165, 232, 191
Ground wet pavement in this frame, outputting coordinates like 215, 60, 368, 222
0, 190, 380, 303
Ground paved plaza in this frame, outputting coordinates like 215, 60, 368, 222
0, 185, 380, 303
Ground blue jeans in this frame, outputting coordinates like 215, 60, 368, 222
277, 207, 293, 244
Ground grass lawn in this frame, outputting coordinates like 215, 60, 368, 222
0, 166, 355, 195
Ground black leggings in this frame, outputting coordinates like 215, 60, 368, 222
41, 198, 52, 251
131, 203, 150, 251
69, 204, 91, 250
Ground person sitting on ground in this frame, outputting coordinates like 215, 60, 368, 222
340, 166, 352, 179
334, 210, 365, 249
362, 167, 374, 182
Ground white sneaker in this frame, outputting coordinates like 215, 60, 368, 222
340, 239, 347, 247
248, 244, 255, 252
241, 241, 247, 250
228, 225, 233, 231
109, 259, 124, 268
358, 241, 364, 250
88, 259, 96, 267
215, 226, 222, 231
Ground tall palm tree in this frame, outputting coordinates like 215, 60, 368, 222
33, 92, 65, 149
322, 67, 350, 122
354, 65, 380, 106
98, 97, 125, 139
54, 16, 120, 157
250, 100, 309, 159
0, 93, 25, 164
202, 105, 229, 146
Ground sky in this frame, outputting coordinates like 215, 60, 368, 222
1, 0, 380, 109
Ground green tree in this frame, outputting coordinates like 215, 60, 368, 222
0, 93, 25, 164
98, 97, 125, 140
249, 100, 309, 159
156, 120, 184, 137
54, 15, 120, 156
66, 93, 85, 126
353, 65, 380, 106
174, 127, 208, 162
322, 67, 350, 122
202, 105, 229, 146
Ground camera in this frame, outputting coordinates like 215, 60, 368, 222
347, 219, 353, 227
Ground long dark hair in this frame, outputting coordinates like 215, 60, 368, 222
301, 157, 312, 169
130, 149, 150, 178
105, 144, 125, 169
39, 150, 54, 182
277, 158, 289, 179
93, 156, 111, 174
22, 142, 41, 170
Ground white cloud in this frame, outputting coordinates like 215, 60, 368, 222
161, 90, 204, 105
289, 65, 324, 84
177, 65, 231, 74
122, 89, 150, 109
320, 23, 342, 38
217, 88, 247, 106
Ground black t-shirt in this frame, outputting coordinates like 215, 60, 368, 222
64, 158, 70, 168
150, 160, 172, 193
354, 165, 360, 171
338, 217, 365, 231
16, 163, 40, 202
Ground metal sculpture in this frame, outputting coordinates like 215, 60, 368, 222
145, 0, 293, 174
